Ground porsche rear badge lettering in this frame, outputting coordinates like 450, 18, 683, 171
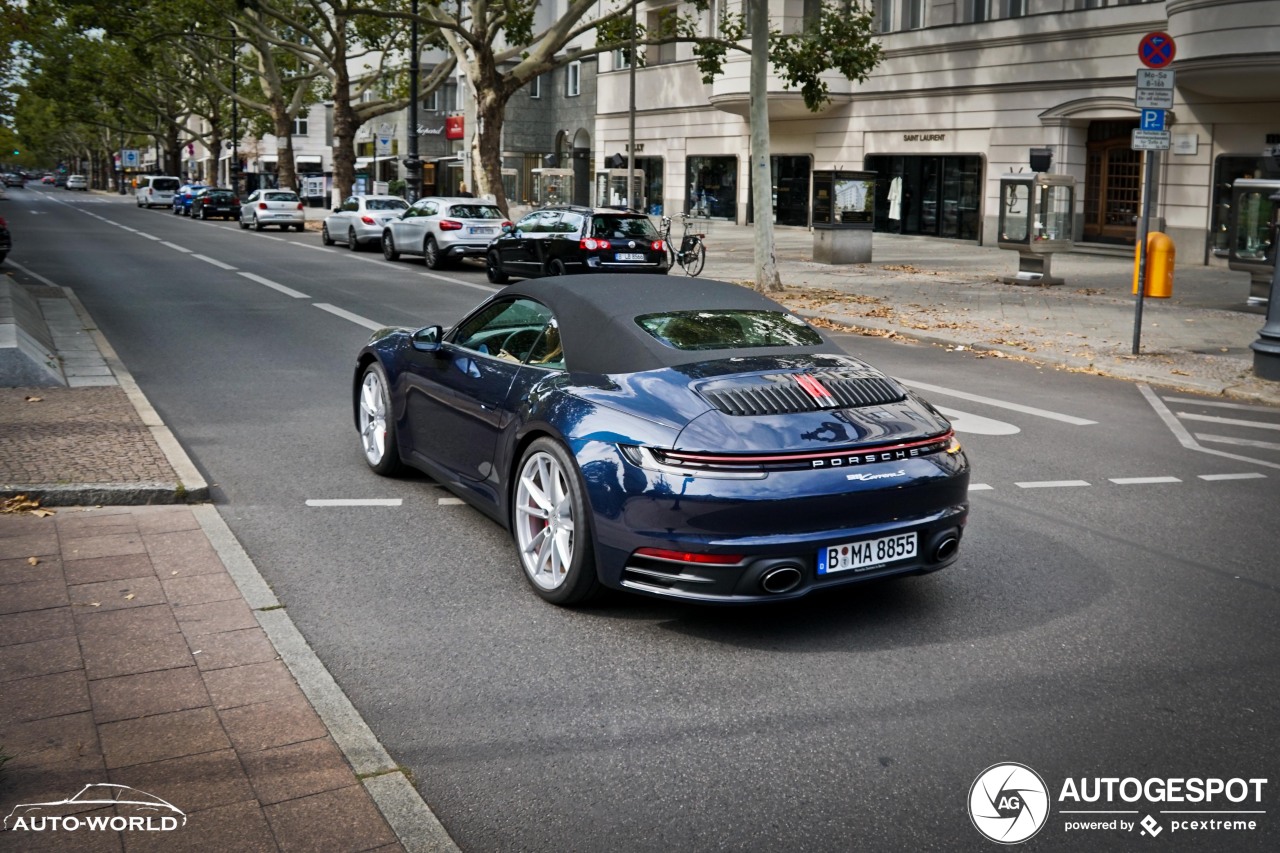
812, 448, 923, 467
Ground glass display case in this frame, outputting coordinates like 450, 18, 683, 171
997, 173, 1076, 284
1227, 179, 1280, 305
594, 169, 645, 211
531, 168, 574, 207
811, 170, 875, 264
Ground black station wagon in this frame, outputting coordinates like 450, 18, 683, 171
486, 205, 668, 282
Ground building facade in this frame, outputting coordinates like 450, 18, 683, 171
595, 0, 1280, 264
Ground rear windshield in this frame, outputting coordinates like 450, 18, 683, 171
591, 215, 658, 240
448, 204, 503, 219
636, 310, 823, 351
367, 198, 408, 211
150, 178, 180, 192
265, 191, 300, 202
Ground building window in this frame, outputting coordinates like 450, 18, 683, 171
969, 0, 989, 23
907, 0, 924, 28
614, 49, 631, 70
647, 8, 678, 65
529, 74, 541, 98
874, 0, 894, 33
422, 89, 438, 112
292, 116, 308, 136
1006, 0, 1026, 16
566, 61, 581, 97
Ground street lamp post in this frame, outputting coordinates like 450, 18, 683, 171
1250, 189, 1280, 380
403, 0, 423, 203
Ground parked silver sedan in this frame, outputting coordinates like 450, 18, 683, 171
239, 188, 305, 232
381, 196, 507, 269
322, 195, 408, 250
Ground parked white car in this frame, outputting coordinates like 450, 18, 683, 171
136, 175, 179, 208
381, 196, 507, 269
65, 175, 88, 191
322, 195, 408, 250
239, 188, 305, 232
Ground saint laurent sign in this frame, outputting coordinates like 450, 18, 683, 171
903, 133, 946, 142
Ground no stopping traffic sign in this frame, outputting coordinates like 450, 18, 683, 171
1139, 32, 1176, 69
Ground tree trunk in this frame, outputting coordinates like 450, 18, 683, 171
473, 87, 509, 215
273, 111, 297, 192
749, 0, 781, 292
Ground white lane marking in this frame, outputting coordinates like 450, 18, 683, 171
238, 271, 309, 299
438, 497, 466, 505
418, 269, 499, 291
118, 225, 139, 233
1176, 412, 1280, 432
1139, 384, 1280, 471
1194, 433, 1280, 451
936, 407, 1020, 436
306, 499, 403, 507
1163, 397, 1280, 413
4, 259, 62, 288
897, 379, 1097, 425
313, 303, 384, 330
193, 254, 237, 270
1198, 473, 1267, 482
1015, 480, 1091, 489
968, 483, 993, 491
1109, 476, 1182, 485
139, 233, 162, 241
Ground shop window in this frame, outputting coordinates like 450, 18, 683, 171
686, 156, 738, 220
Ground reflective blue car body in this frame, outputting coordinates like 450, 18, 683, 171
353, 275, 969, 605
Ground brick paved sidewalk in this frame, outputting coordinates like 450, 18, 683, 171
0, 505, 404, 852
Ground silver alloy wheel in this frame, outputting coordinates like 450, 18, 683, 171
358, 370, 390, 466
514, 450, 576, 591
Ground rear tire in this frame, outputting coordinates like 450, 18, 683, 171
253, 216, 263, 232
486, 251, 508, 284
423, 237, 443, 269
683, 241, 706, 277
512, 438, 599, 606
321, 225, 334, 246
348, 228, 359, 250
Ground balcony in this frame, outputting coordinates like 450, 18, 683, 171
1167, 0, 1280, 98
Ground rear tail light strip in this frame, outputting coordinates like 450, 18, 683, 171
626, 431, 958, 473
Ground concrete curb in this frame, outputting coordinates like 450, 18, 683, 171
192, 505, 461, 852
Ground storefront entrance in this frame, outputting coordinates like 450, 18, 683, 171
865, 155, 983, 240
685, 156, 738, 219
746, 156, 812, 227
1083, 120, 1141, 245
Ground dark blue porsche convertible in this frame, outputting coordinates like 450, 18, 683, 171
353, 275, 969, 605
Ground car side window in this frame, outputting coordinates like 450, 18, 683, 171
451, 298, 555, 363
556, 213, 585, 235
515, 212, 542, 234
342, 198, 359, 212
525, 320, 565, 371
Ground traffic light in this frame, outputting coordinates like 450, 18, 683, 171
11, 149, 18, 156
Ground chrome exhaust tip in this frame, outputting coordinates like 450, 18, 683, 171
934, 537, 960, 562
760, 565, 803, 594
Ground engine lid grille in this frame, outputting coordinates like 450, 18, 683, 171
698, 370, 906, 416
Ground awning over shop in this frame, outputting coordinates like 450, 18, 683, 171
296, 155, 323, 165
354, 155, 397, 170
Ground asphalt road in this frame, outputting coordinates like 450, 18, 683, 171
7, 187, 1280, 851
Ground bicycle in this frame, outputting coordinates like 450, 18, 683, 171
659, 212, 706, 277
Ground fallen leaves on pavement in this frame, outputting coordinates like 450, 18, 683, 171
1, 495, 56, 517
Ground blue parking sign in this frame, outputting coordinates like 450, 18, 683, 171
1140, 109, 1166, 131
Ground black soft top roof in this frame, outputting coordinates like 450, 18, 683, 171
495, 275, 834, 375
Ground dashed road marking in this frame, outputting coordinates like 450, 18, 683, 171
1198, 472, 1267, 482
305, 499, 403, 507
1016, 480, 1091, 489
238, 271, 309, 299
968, 483, 993, 491
1109, 476, 1182, 485
313, 303, 384, 330
159, 242, 192, 253
438, 497, 466, 505
193, 254, 237, 270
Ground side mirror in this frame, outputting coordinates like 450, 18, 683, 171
332, 207, 340, 213
411, 325, 443, 352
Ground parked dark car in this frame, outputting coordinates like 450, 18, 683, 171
172, 184, 207, 216
190, 187, 240, 221
0, 215, 11, 263
3, 173, 24, 188
353, 275, 969, 606
485, 205, 668, 283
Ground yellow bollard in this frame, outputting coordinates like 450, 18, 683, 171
1132, 231, 1175, 297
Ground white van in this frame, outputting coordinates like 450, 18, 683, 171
137, 176, 181, 208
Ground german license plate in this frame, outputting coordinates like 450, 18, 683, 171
818, 532, 917, 575
616, 253, 645, 261
469, 226, 494, 235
